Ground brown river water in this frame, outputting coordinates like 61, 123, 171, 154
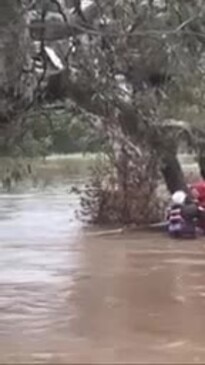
1, 159, 205, 363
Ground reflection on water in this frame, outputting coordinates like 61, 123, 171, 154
0, 162, 205, 363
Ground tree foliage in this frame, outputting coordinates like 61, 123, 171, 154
80, 149, 165, 225
2, 0, 205, 197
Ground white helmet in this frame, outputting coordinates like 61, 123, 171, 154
171, 190, 186, 205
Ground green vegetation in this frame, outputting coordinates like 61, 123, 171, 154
2, 1, 205, 224
0, 153, 96, 191
0, 110, 105, 157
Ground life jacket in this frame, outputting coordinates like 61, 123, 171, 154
167, 201, 198, 237
167, 204, 183, 222
167, 204, 184, 234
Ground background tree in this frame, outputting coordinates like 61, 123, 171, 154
28, 0, 205, 192
2, 0, 205, 194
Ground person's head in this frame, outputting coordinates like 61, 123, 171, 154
171, 190, 187, 205
190, 187, 200, 201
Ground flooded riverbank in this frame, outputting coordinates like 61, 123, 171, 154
0, 157, 205, 363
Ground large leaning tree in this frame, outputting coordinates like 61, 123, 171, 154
2, 0, 205, 192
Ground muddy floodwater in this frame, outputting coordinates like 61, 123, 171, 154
1, 158, 205, 363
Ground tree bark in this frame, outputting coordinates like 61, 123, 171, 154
0, 2, 23, 94
0, 1, 32, 133
161, 152, 188, 194
198, 143, 205, 179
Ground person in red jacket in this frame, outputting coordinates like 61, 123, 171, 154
190, 181, 205, 207
190, 181, 205, 232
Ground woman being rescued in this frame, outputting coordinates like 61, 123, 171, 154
167, 189, 205, 238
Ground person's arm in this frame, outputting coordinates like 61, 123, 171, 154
165, 207, 171, 221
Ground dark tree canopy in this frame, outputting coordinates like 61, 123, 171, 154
1, 0, 205, 191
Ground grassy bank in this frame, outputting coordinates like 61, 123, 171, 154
0, 153, 99, 190
0, 152, 201, 191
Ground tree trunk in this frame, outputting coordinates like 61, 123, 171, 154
161, 152, 188, 194
0, 0, 33, 148
0, 1, 23, 95
198, 142, 205, 179
46, 70, 189, 195
199, 156, 205, 179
